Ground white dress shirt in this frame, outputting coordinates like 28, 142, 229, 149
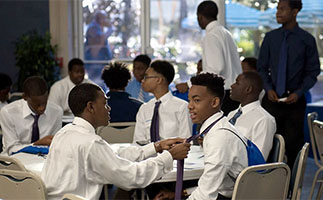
188, 112, 248, 200
227, 101, 276, 160
48, 76, 93, 113
202, 21, 242, 90
133, 91, 192, 143
0, 99, 63, 155
41, 117, 173, 200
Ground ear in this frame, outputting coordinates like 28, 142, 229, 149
86, 101, 95, 114
246, 85, 253, 94
292, 9, 299, 18
211, 97, 221, 109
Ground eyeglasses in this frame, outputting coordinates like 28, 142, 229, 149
143, 75, 160, 80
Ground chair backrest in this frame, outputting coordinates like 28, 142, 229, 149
62, 193, 88, 200
267, 134, 285, 163
0, 169, 47, 199
289, 143, 309, 200
97, 122, 136, 143
232, 162, 290, 200
312, 120, 323, 166
0, 155, 27, 171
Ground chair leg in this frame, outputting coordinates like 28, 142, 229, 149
308, 170, 321, 200
316, 182, 323, 200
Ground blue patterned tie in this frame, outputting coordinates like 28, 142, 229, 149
229, 109, 242, 125
276, 31, 290, 97
31, 114, 40, 143
150, 101, 161, 142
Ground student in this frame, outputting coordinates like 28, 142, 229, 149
0, 73, 12, 110
41, 83, 191, 200
241, 57, 257, 72
155, 73, 248, 200
257, 0, 320, 167
48, 58, 93, 114
1, 76, 63, 155
176, 0, 241, 116
228, 72, 276, 160
126, 54, 153, 102
133, 60, 192, 143
101, 62, 142, 122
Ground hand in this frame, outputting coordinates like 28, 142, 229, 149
154, 190, 175, 200
267, 90, 279, 102
33, 135, 54, 146
285, 93, 299, 104
169, 143, 191, 160
175, 83, 189, 93
159, 138, 185, 151
197, 136, 204, 147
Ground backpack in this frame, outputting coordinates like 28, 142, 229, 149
221, 128, 266, 166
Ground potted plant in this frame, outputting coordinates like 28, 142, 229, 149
14, 30, 60, 91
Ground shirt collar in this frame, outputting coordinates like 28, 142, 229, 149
72, 117, 96, 134
200, 111, 224, 134
240, 100, 260, 114
205, 20, 221, 32
154, 91, 172, 104
22, 99, 48, 119
281, 23, 300, 34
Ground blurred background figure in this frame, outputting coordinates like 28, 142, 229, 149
241, 57, 257, 72
85, 10, 113, 60
126, 54, 153, 102
102, 62, 142, 122
0, 73, 12, 110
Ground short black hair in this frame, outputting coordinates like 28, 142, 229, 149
191, 73, 225, 103
68, 58, 84, 71
23, 76, 48, 97
68, 83, 102, 116
0, 73, 12, 90
242, 72, 263, 95
284, 0, 303, 11
242, 57, 257, 71
150, 60, 175, 85
197, 1, 218, 21
134, 54, 151, 67
101, 62, 131, 89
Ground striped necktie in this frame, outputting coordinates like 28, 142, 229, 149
150, 101, 161, 142
31, 114, 40, 143
229, 109, 242, 125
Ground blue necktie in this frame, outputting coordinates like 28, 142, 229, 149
150, 101, 161, 142
276, 31, 290, 97
229, 109, 242, 125
31, 114, 40, 143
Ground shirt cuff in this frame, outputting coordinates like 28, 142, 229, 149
158, 151, 174, 172
141, 143, 158, 158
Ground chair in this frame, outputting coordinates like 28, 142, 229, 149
308, 119, 323, 200
97, 122, 136, 143
267, 134, 285, 163
0, 169, 47, 199
0, 155, 27, 171
289, 143, 309, 200
62, 193, 88, 200
232, 162, 290, 200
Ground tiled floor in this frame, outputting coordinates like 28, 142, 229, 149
301, 157, 322, 199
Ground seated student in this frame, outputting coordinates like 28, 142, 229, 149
155, 73, 248, 200
0, 76, 63, 155
48, 58, 93, 114
126, 54, 154, 102
0, 73, 12, 110
133, 60, 192, 143
41, 83, 191, 200
101, 62, 142, 122
241, 57, 257, 72
229, 72, 276, 160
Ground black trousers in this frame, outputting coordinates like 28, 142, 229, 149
261, 94, 306, 168
222, 90, 240, 116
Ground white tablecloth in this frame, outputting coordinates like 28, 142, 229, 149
12, 144, 205, 182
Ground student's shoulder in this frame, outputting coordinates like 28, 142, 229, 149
170, 95, 188, 105
46, 101, 63, 114
1, 99, 23, 114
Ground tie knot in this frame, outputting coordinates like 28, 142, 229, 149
283, 30, 290, 38
32, 114, 40, 120
155, 101, 161, 107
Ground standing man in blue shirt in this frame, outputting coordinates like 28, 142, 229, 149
257, 0, 320, 167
